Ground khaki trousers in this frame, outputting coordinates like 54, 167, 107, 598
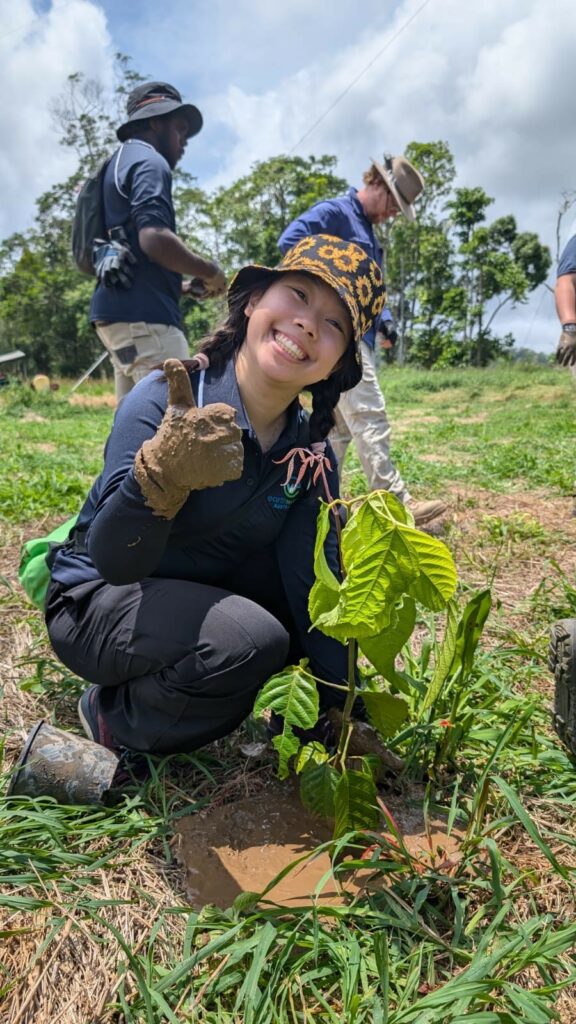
330, 341, 408, 500
94, 321, 190, 399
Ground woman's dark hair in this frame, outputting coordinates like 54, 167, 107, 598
182, 273, 362, 443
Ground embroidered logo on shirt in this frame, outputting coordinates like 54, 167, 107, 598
267, 472, 311, 511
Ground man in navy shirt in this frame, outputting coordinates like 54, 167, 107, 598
91, 81, 227, 398
279, 155, 446, 528
555, 235, 576, 371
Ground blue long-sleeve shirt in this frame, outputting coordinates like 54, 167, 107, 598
50, 359, 350, 688
279, 188, 384, 349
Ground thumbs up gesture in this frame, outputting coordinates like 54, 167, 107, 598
134, 359, 244, 519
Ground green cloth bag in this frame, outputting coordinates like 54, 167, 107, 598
18, 515, 78, 610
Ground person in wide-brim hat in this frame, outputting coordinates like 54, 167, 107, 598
277, 153, 448, 530
370, 154, 424, 222
116, 80, 203, 142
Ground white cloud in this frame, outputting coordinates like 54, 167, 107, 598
0, 0, 113, 239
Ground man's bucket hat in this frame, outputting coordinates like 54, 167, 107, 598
228, 234, 386, 369
116, 81, 203, 142
371, 154, 424, 222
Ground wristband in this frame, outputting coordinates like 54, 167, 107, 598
561, 323, 576, 333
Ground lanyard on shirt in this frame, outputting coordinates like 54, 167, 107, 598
197, 369, 205, 409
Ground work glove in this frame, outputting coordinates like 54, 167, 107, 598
557, 324, 576, 367
92, 237, 137, 289
134, 358, 244, 519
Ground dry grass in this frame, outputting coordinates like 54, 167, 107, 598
2, 449, 576, 1018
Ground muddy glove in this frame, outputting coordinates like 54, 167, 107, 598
92, 236, 137, 288
134, 359, 244, 519
557, 324, 576, 367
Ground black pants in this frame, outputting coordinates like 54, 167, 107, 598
45, 565, 292, 754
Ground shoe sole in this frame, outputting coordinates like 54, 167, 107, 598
78, 690, 97, 743
548, 618, 576, 754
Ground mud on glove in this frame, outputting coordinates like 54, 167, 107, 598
134, 359, 244, 519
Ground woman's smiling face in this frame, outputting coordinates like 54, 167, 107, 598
240, 272, 353, 389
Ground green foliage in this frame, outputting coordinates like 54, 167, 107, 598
208, 154, 348, 269
253, 661, 319, 779
310, 491, 457, 641
334, 765, 380, 837
257, 491, 459, 834
384, 147, 551, 367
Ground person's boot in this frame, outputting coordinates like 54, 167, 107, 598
78, 685, 150, 784
407, 498, 447, 528
548, 619, 576, 755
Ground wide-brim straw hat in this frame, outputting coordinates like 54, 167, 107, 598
371, 154, 424, 222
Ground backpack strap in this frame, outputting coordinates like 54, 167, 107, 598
113, 144, 128, 199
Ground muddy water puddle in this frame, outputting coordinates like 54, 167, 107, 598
175, 781, 462, 910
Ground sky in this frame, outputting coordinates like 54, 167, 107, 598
2, 0, 576, 353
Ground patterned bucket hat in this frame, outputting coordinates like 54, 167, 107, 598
228, 234, 386, 366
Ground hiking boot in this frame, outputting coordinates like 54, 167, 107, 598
78, 686, 150, 786
407, 498, 447, 527
78, 685, 121, 753
548, 619, 576, 755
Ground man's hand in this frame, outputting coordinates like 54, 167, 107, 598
181, 277, 208, 300
557, 324, 576, 367
200, 265, 227, 298
134, 359, 244, 518
182, 267, 227, 301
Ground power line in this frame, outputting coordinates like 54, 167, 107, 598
289, 0, 435, 155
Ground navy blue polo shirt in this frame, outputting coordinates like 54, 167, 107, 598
89, 140, 183, 328
558, 235, 576, 278
279, 189, 384, 349
50, 359, 348, 686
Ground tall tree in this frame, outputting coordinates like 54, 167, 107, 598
208, 155, 349, 269
382, 141, 456, 362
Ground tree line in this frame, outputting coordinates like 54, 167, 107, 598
0, 62, 551, 376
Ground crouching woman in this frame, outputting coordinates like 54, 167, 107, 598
45, 236, 385, 755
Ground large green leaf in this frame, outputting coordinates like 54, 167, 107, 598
271, 727, 301, 780
404, 528, 458, 610
308, 501, 340, 625
358, 596, 417, 690
361, 689, 410, 740
253, 661, 319, 728
253, 661, 319, 779
334, 765, 380, 838
310, 492, 457, 642
294, 741, 329, 774
299, 761, 340, 819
